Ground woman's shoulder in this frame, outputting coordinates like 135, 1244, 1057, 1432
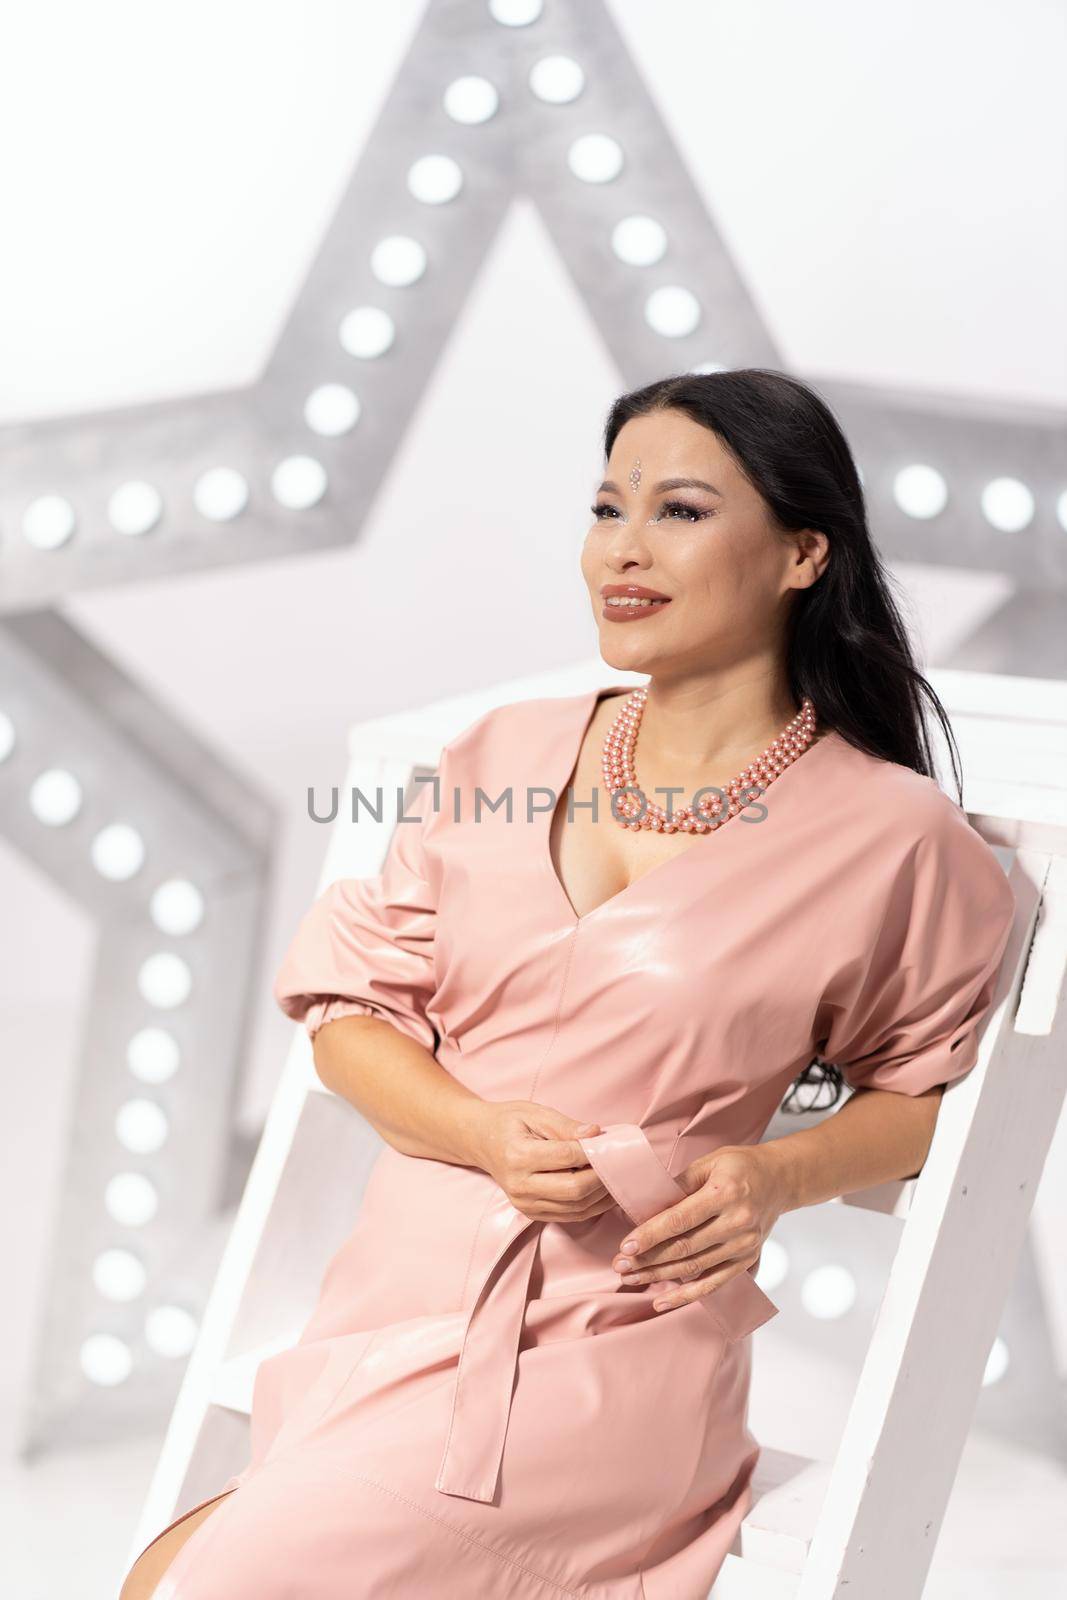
815, 728, 1012, 906
440, 689, 589, 768
817, 728, 965, 823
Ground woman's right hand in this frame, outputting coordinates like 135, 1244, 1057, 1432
469, 1101, 617, 1223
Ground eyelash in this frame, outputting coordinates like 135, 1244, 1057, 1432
590, 499, 713, 524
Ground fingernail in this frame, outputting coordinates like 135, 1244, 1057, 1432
614, 1257, 632, 1273
621, 1240, 638, 1254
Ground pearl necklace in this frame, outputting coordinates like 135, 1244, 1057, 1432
601, 689, 818, 833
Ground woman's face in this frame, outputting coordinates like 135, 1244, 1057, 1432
581, 408, 824, 681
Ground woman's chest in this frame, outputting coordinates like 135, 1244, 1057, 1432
546, 770, 712, 923
427, 788, 841, 1068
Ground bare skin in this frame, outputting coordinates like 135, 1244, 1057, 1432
123, 407, 942, 1586
118, 1487, 236, 1598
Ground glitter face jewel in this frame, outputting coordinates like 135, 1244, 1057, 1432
629, 458, 641, 493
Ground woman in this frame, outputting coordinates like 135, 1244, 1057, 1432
123, 369, 1016, 1599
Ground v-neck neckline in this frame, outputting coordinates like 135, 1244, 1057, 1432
541, 682, 839, 928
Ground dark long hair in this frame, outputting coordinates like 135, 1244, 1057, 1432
603, 367, 964, 1112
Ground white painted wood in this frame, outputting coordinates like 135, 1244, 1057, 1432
717, 845, 1067, 1598
739, 1452, 832, 1574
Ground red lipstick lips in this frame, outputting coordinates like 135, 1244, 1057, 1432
599, 583, 672, 623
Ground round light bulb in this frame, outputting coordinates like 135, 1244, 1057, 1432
150, 878, 204, 936
271, 455, 327, 511
304, 384, 361, 437
23, 495, 76, 549
338, 306, 395, 359
80, 1333, 133, 1386
108, 481, 163, 537
138, 952, 192, 1009
193, 467, 249, 523
442, 75, 499, 125
645, 285, 701, 338
407, 154, 463, 204
894, 464, 948, 520
612, 215, 667, 267
127, 1026, 181, 1085
370, 236, 426, 288
529, 55, 585, 105
104, 1171, 159, 1227
567, 133, 624, 184
30, 768, 82, 826
93, 1248, 147, 1302
91, 823, 146, 882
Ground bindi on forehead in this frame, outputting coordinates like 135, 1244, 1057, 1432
629, 458, 641, 492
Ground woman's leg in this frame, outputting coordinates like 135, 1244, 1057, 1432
118, 1487, 237, 1599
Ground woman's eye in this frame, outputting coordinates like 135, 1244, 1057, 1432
590, 500, 710, 523
660, 499, 709, 522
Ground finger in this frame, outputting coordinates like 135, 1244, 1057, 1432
615, 1220, 731, 1272
570, 1193, 619, 1222
616, 1190, 726, 1260
526, 1167, 608, 1204
651, 1258, 751, 1313
515, 1135, 598, 1174
617, 1240, 734, 1285
516, 1191, 611, 1221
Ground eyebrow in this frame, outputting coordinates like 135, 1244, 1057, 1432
597, 476, 723, 497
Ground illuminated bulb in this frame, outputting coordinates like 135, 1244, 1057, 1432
150, 878, 204, 936
108, 480, 163, 537
339, 306, 395, 359
981, 476, 1034, 533
30, 768, 82, 826
193, 467, 249, 522
529, 56, 585, 104
138, 952, 192, 1009
127, 1026, 181, 1084
799, 1263, 857, 1320
91, 823, 146, 882
145, 1305, 199, 1359
407, 154, 463, 204
304, 384, 361, 437
567, 133, 624, 184
612, 215, 667, 267
442, 76, 499, 125
893, 464, 948, 520
93, 1247, 147, 1302
105, 1171, 158, 1226
80, 1333, 133, 1386
489, 0, 543, 23
370, 236, 426, 288
23, 494, 76, 549
115, 1097, 169, 1155
645, 285, 701, 338
754, 1236, 789, 1295
271, 455, 327, 510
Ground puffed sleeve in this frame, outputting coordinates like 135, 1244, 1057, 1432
273, 772, 441, 1053
816, 797, 1016, 1096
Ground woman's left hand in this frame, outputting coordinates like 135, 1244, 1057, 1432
611, 1144, 790, 1311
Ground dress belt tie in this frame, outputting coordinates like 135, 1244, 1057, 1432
434, 1123, 779, 1505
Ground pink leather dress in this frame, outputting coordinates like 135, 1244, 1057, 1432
143, 686, 1016, 1599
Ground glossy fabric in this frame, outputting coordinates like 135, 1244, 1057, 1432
148, 687, 1016, 1598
